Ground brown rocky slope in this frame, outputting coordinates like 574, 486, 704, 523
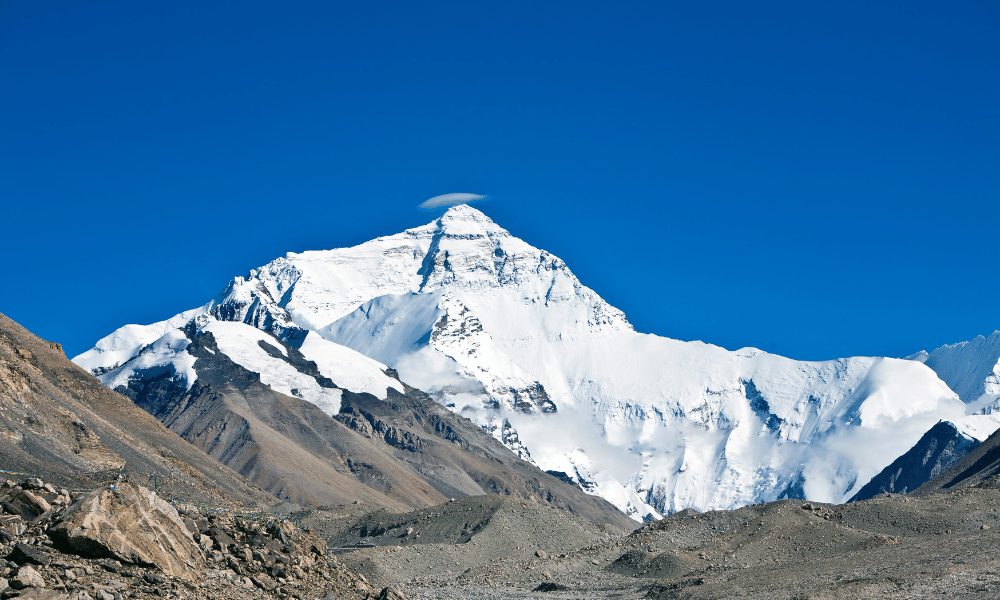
0, 312, 272, 509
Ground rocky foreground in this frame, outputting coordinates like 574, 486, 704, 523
0, 477, 400, 600
8, 468, 1000, 599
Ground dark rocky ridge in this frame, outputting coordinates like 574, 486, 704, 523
852, 420, 981, 501
913, 422, 1000, 495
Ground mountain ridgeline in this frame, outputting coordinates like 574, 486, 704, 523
74, 205, 1000, 520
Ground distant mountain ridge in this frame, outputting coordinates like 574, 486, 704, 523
908, 331, 1000, 413
849, 332, 1000, 499
851, 415, 1000, 501
76, 205, 986, 520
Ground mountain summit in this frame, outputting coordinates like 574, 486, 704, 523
76, 205, 974, 521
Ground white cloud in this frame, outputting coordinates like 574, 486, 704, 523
419, 192, 486, 209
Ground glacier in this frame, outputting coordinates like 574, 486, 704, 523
76, 204, 982, 521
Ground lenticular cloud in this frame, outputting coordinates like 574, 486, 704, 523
419, 192, 486, 209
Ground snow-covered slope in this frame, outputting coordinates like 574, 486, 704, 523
77, 205, 975, 521
94, 318, 403, 417
909, 332, 1000, 414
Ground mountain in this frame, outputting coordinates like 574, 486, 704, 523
76, 205, 970, 520
80, 313, 633, 529
850, 414, 1000, 500
913, 419, 1000, 495
908, 331, 1000, 414
851, 332, 1000, 499
0, 311, 273, 508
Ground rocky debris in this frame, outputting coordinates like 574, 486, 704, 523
48, 483, 203, 579
377, 586, 410, 600
0, 515, 26, 542
2, 490, 53, 523
0, 476, 375, 600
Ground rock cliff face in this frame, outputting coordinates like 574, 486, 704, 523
851, 421, 982, 500
914, 419, 1000, 495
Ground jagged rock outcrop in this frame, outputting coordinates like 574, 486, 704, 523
48, 483, 204, 580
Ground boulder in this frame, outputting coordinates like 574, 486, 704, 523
207, 527, 235, 552
251, 574, 277, 591
0, 515, 25, 542
8, 542, 52, 566
47, 483, 204, 580
2, 490, 51, 521
277, 520, 298, 544
378, 587, 411, 600
11, 564, 45, 589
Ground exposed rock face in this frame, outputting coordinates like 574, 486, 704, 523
915, 425, 1000, 495
48, 483, 203, 580
852, 421, 981, 501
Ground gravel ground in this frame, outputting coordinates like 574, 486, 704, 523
322, 487, 1000, 599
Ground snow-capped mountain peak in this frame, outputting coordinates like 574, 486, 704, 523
76, 204, 978, 522
908, 331, 1000, 414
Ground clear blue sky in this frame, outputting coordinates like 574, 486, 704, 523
2, 0, 998, 361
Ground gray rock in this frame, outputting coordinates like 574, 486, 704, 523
8, 543, 52, 566
378, 587, 411, 600
11, 564, 45, 589
251, 574, 277, 591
